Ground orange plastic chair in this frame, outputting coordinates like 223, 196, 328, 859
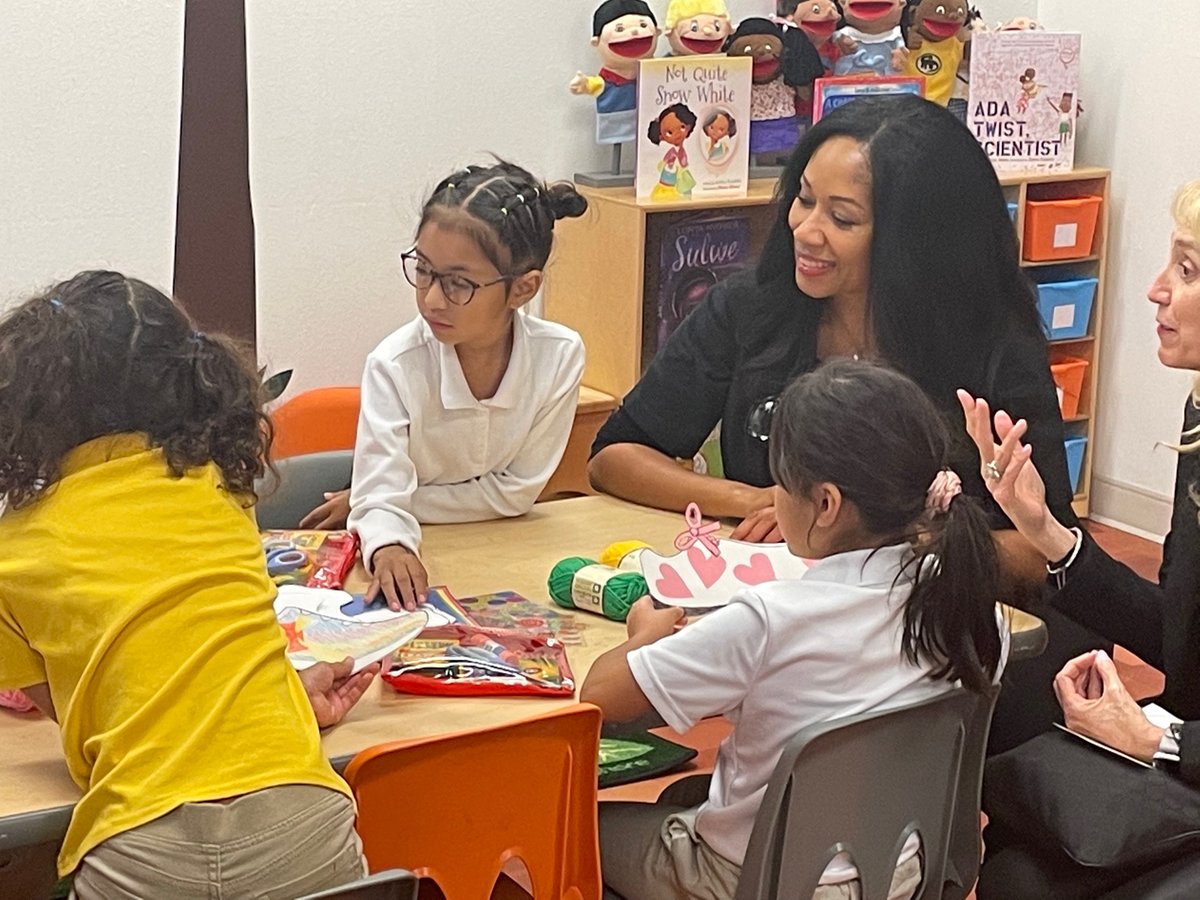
270, 386, 361, 460
343, 704, 603, 900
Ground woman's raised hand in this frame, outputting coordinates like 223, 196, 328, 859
957, 389, 1062, 547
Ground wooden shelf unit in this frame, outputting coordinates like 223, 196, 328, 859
546, 168, 1108, 518
1001, 166, 1109, 518
544, 179, 781, 400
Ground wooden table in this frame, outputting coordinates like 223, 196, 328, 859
0, 495, 1046, 853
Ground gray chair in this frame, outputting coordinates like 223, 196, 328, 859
296, 868, 419, 900
941, 685, 1001, 900
255, 449, 353, 530
734, 688, 981, 900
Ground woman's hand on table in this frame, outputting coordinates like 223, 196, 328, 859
367, 544, 428, 612
729, 485, 782, 542
299, 656, 380, 728
1054, 650, 1165, 763
299, 489, 351, 530
957, 389, 1076, 560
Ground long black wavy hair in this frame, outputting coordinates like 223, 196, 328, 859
758, 94, 1043, 406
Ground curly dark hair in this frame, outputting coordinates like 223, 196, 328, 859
0, 270, 272, 510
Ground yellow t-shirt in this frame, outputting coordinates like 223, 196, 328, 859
0, 434, 350, 875
904, 36, 963, 107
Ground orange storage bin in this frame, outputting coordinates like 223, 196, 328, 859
1023, 195, 1102, 261
1050, 357, 1088, 418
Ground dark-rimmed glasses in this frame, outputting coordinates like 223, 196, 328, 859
746, 395, 780, 442
400, 249, 512, 306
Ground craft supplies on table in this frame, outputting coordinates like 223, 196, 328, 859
260, 529, 358, 589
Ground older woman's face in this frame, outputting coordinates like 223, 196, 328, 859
787, 136, 874, 303
1148, 227, 1200, 370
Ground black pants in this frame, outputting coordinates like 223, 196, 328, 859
979, 820, 1200, 900
988, 606, 1113, 756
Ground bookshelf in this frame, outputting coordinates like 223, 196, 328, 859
1001, 166, 1109, 518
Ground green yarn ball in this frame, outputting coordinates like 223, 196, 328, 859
547, 557, 648, 622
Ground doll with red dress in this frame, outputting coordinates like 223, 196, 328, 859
833, 0, 907, 77
725, 17, 825, 159
665, 0, 732, 57
569, 0, 661, 146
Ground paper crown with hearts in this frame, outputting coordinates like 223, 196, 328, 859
639, 503, 811, 609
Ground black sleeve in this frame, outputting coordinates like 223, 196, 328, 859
1179, 721, 1200, 789
592, 279, 741, 462
988, 333, 1079, 527
1049, 531, 1167, 670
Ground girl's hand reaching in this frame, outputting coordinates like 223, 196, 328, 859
299, 489, 350, 530
625, 596, 685, 643
367, 544, 428, 612
956, 389, 1076, 560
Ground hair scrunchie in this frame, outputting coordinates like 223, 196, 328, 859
926, 468, 962, 516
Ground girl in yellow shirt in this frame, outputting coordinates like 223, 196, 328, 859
0, 271, 378, 898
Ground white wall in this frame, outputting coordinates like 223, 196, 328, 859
1037, 0, 1200, 534
249, 0, 773, 395
3, 0, 1194, 538
0, 1, 183, 308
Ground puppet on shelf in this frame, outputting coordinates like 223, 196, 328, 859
665, 0, 732, 57
569, 0, 660, 153
725, 17, 825, 161
901, 0, 969, 107
833, 0, 907, 77
783, 1, 845, 75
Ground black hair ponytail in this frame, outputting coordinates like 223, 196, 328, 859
902, 487, 1003, 693
419, 160, 588, 276
769, 359, 1003, 693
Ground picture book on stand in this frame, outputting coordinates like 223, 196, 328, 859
655, 212, 752, 355
636, 55, 752, 202
968, 31, 1081, 173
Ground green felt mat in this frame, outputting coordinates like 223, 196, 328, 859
598, 731, 698, 789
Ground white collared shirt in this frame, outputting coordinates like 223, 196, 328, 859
348, 313, 584, 566
629, 543, 1009, 878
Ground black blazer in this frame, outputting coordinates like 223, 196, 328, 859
1050, 397, 1200, 785
593, 270, 1078, 528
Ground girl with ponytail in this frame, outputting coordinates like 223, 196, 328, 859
584, 358, 1006, 900
0, 272, 377, 896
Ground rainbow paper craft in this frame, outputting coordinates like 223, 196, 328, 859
276, 606, 427, 673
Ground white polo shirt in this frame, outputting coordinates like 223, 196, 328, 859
348, 312, 584, 566
629, 542, 1009, 880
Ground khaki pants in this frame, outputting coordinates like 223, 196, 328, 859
71, 785, 366, 900
599, 800, 923, 900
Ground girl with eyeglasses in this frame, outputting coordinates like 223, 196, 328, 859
322, 161, 588, 610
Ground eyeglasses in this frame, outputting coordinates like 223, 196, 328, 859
400, 249, 512, 306
746, 395, 780, 442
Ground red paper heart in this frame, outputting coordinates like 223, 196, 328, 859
733, 552, 776, 586
688, 545, 727, 588
654, 564, 693, 599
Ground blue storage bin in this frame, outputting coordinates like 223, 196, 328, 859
1037, 277, 1098, 340
1064, 435, 1087, 494
1007, 201, 1019, 223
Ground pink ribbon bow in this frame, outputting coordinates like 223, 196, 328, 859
674, 502, 722, 557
